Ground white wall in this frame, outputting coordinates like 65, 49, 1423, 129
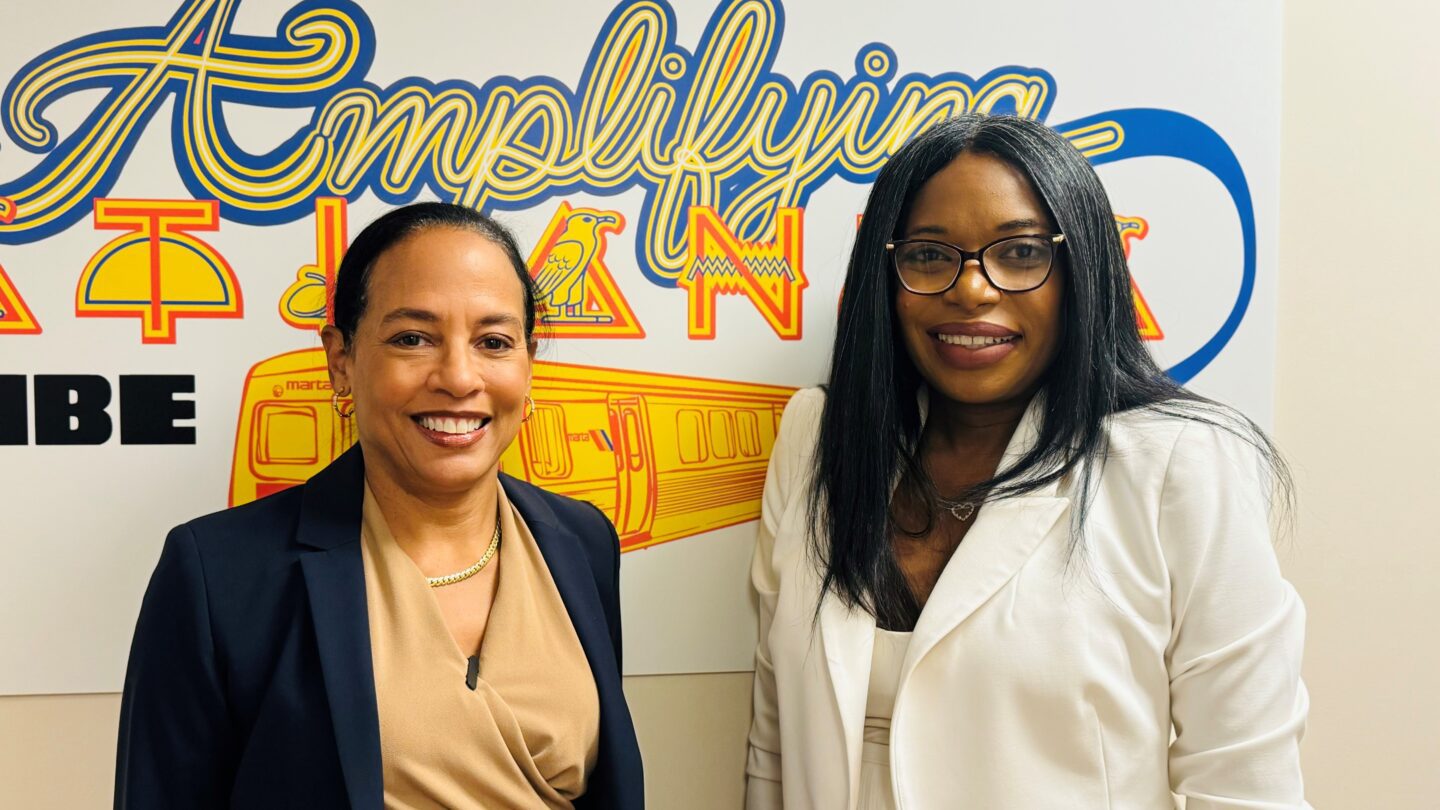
3, 0, 1438, 806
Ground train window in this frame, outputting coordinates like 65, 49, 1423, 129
710, 411, 736, 459
737, 410, 761, 457
677, 409, 708, 464
522, 404, 572, 479
255, 405, 319, 465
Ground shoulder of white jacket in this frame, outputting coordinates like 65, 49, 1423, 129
1105, 405, 1190, 446
778, 386, 826, 436
1104, 404, 1269, 485
768, 387, 824, 490
785, 385, 826, 413
1094, 407, 1196, 486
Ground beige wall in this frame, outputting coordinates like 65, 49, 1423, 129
1273, 0, 1440, 805
0, 694, 121, 806
0, 675, 752, 809
4, 0, 1439, 807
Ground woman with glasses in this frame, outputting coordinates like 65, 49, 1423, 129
745, 115, 1308, 809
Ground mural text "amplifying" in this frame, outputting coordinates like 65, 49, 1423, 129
0, 0, 1120, 287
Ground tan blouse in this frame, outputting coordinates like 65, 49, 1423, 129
360, 483, 600, 809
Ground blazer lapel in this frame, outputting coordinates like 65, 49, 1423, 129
819, 586, 877, 810
295, 446, 384, 810
502, 476, 623, 689
904, 397, 1070, 681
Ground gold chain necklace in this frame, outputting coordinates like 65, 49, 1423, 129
426, 510, 502, 588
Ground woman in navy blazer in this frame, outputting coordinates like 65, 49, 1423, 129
116, 203, 643, 809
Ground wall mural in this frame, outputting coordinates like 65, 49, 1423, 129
0, 0, 1281, 691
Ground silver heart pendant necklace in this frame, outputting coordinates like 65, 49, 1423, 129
943, 500, 976, 522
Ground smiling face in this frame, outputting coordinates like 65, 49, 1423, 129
321, 226, 533, 499
894, 151, 1066, 409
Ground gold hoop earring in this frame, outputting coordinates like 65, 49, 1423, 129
332, 390, 355, 419
521, 394, 535, 423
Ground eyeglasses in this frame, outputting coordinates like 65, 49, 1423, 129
886, 234, 1065, 295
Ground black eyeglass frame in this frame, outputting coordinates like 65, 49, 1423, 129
885, 233, 1066, 295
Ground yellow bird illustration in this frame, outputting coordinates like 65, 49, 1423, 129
534, 210, 618, 319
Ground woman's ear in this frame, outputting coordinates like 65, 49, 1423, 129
320, 325, 351, 395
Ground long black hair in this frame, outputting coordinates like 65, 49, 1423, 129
331, 201, 538, 345
812, 114, 1290, 629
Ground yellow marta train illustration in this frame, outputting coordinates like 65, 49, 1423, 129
229, 347, 797, 550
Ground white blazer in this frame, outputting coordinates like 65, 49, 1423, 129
746, 388, 1309, 810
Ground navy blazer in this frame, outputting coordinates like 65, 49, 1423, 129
115, 446, 644, 809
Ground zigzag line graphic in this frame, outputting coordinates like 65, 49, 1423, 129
687, 255, 795, 280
